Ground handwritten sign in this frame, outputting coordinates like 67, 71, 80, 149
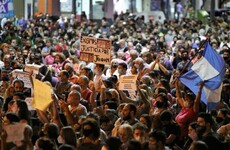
33, 79, 52, 111
11, 69, 32, 88
118, 75, 137, 90
25, 97, 35, 110
80, 36, 111, 65
3, 123, 26, 142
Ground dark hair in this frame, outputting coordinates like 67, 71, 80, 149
189, 122, 198, 130
82, 118, 100, 140
46, 123, 59, 140
193, 140, 208, 150
104, 136, 122, 150
58, 144, 75, 150
127, 139, 142, 150
62, 70, 70, 78
61, 126, 77, 148
149, 130, 167, 145
160, 110, 173, 122
13, 79, 24, 89
37, 137, 56, 150
139, 114, 152, 131
13, 92, 25, 100
5, 112, 19, 123
133, 122, 148, 132
127, 103, 137, 116
198, 112, 214, 126
16, 100, 30, 124
118, 62, 127, 70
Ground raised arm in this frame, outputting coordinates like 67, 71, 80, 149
193, 82, 204, 113
175, 79, 184, 107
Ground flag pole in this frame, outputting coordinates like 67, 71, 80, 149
172, 37, 210, 84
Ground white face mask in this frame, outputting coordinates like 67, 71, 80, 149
134, 64, 140, 70
57, 135, 65, 144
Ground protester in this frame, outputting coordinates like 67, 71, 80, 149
0, 8, 229, 150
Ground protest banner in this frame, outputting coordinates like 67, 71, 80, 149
118, 75, 138, 90
0, 0, 14, 18
11, 69, 32, 88
3, 123, 26, 142
80, 36, 111, 65
32, 79, 52, 111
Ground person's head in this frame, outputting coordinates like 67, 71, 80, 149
197, 112, 214, 136
160, 110, 173, 125
35, 137, 56, 150
190, 140, 208, 150
216, 108, 228, 124
181, 50, 189, 61
80, 66, 94, 80
78, 75, 89, 90
67, 90, 81, 106
2, 112, 19, 125
82, 118, 100, 140
12, 92, 25, 101
188, 122, 198, 141
13, 79, 24, 92
11, 100, 30, 123
122, 103, 137, 121
58, 70, 70, 82
64, 63, 74, 76
127, 139, 142, 150
155, 93, 169, 109
70, 84, 81, 92
117, 62, 127, 76
118, 124, 133, 143
58, 126, 77, 147
94, 64, 105, 75
140, 75, 152, 86
139, 114, 152, 132
134, 57, 144, 70
42, 123, 59, 140
183, 92, 196, 108
129, 50, 139, 60
148, 130, 167, 150
101, 136, 122, 150
58, 144, 75, 150
133, 123, 148, 144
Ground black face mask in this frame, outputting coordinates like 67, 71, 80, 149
83, 129, 93, 137
216, 117, 224, 123
156, 101, 164, 108
197, 125, 206, 136
2, 76, 9, 81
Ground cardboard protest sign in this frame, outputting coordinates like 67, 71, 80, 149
24, 64, 41, 74
3, 123, 26, 142
80, 36, 111, 65
32, 79, 52, 111
118, 75, 138, 90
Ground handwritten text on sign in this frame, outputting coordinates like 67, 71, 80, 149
80, 36, 111, 65
119, 75, 138, 90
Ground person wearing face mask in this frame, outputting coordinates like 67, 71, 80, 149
63, 62, 79, 84
78, 118, 103, 150
134, 57, 150, 80
196, 112, 225, 150
175, 80, 204, 146
215, 108, 229, 128
160, 110, 180, 149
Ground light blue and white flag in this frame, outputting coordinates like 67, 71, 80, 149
0, 0, 14, 18
179, 42, 226, 110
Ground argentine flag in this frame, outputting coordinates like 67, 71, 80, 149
179, 42, 226, 110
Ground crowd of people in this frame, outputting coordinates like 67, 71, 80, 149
0, 9, 229, 150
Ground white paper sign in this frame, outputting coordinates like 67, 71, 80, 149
11, 70, 32, 88
25, 97, 35, 110
118, 75, 137, 90
24, 64, 41, 74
